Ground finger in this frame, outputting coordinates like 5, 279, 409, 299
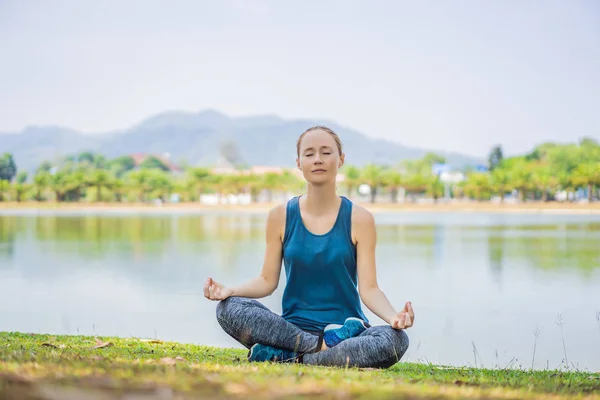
404, 313, 411, 327
394, 317, 405, 329
407, 302, 415, 319
203, 281, 210, 298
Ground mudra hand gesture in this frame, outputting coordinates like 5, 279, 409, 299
390, 302, 415, 330
203, 277, 233, 301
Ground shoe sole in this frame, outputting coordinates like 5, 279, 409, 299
345, 317, 368, 329
248, 343, 261, 361
324, 317, 367, 332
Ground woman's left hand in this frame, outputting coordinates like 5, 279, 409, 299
390, 302, 415, 330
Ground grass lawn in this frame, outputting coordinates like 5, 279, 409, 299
1, 332, 598, 399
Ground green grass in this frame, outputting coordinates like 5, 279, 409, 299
1, 332, 598, 399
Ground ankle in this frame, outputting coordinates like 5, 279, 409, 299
320, 340, 328, 352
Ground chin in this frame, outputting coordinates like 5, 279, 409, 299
306, 173, 335, 185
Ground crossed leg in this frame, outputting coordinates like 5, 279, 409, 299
216, 297, 409, 369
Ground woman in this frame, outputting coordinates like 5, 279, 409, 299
204, 126, 414, 368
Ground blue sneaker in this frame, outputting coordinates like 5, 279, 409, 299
248, 343, 299, 363
323, 317, 368, 347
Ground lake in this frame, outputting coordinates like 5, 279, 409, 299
1, 209, 599, 371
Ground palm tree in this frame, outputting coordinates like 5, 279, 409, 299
361, 164, 383, 204
427, 175, 444, 203
50, 170, 86, 202
148, 170, 172, 202
67, 170, 87, 202
462, 172, 492, 201
402, 174, 428, 203
244, 174, 263, 203
571, 162, 600, 202
531, 164, 560, 202
111, 178, 126, 202
262, 173, 283, 203
50, 172, 68, 202
188, 167, 212, 201
342, 165, 361, 198
279, 170, 304, 195
206, 174, 226, 202
127, 170, 153, 202
33, 171, 51, 201
178, 175, 197, 202
216, 174, 242, 199
0, 179, 9, 201
508, 163, 533, 202
382, 169, 403, 203
87, 169, 113, 202
491, 168, 511, 203
12, 171, 29, 202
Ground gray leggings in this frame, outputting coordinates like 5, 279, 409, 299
216, 296, 409, 369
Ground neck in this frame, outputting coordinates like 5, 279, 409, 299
304, 182, 339, 215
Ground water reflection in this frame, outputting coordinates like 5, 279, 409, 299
487, 235, 505, 286
0, 216, 21, 262
1, 212, 599, 370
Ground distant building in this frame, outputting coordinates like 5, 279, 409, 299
130, 153, 183, 174
249, 166, 285, 175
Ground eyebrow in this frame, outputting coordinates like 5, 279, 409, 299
303, 146, 333, 153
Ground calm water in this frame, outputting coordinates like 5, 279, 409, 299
1, 210, 599, 371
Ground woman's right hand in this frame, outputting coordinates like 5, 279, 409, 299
203, 277, 233, 301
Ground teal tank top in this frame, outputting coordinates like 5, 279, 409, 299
281, 195, 368, 332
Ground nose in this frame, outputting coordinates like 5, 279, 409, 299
314, 154, 323, 164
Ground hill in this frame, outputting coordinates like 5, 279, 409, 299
0, 110, 483, 172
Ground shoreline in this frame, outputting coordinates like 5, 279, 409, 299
2, 201, 600, 214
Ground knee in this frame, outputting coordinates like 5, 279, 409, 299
215, 296, 244, 321
374, 326, 410, 369
389, 328, 409, 359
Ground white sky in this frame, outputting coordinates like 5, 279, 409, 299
1, 0, 599, 156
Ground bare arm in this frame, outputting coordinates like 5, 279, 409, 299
204, 205, 285, 300
354, 206, 414, 329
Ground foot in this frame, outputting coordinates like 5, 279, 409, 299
323, 317, 368, 348
248, 343, 299, 363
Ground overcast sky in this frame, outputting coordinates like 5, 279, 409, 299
1, 0, 599, 157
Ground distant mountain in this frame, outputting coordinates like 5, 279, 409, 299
0, 110, 483, 173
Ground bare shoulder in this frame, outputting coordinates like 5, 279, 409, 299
266, 203, 287, 240
351, 202, 375, 227
268, 203, 286, 221
350, 202, 375, 244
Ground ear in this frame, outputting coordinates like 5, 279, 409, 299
296, 158, 301, 170
339, 153, 345, 168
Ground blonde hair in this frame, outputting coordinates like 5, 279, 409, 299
296, 126, 343, 157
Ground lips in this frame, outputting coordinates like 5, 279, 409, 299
312, 169, 326, 173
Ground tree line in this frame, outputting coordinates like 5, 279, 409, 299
0, 138, 599, 203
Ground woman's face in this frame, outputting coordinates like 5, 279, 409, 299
296, 129, 344, 184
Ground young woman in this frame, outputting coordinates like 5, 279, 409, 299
204, 126, 414, 368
